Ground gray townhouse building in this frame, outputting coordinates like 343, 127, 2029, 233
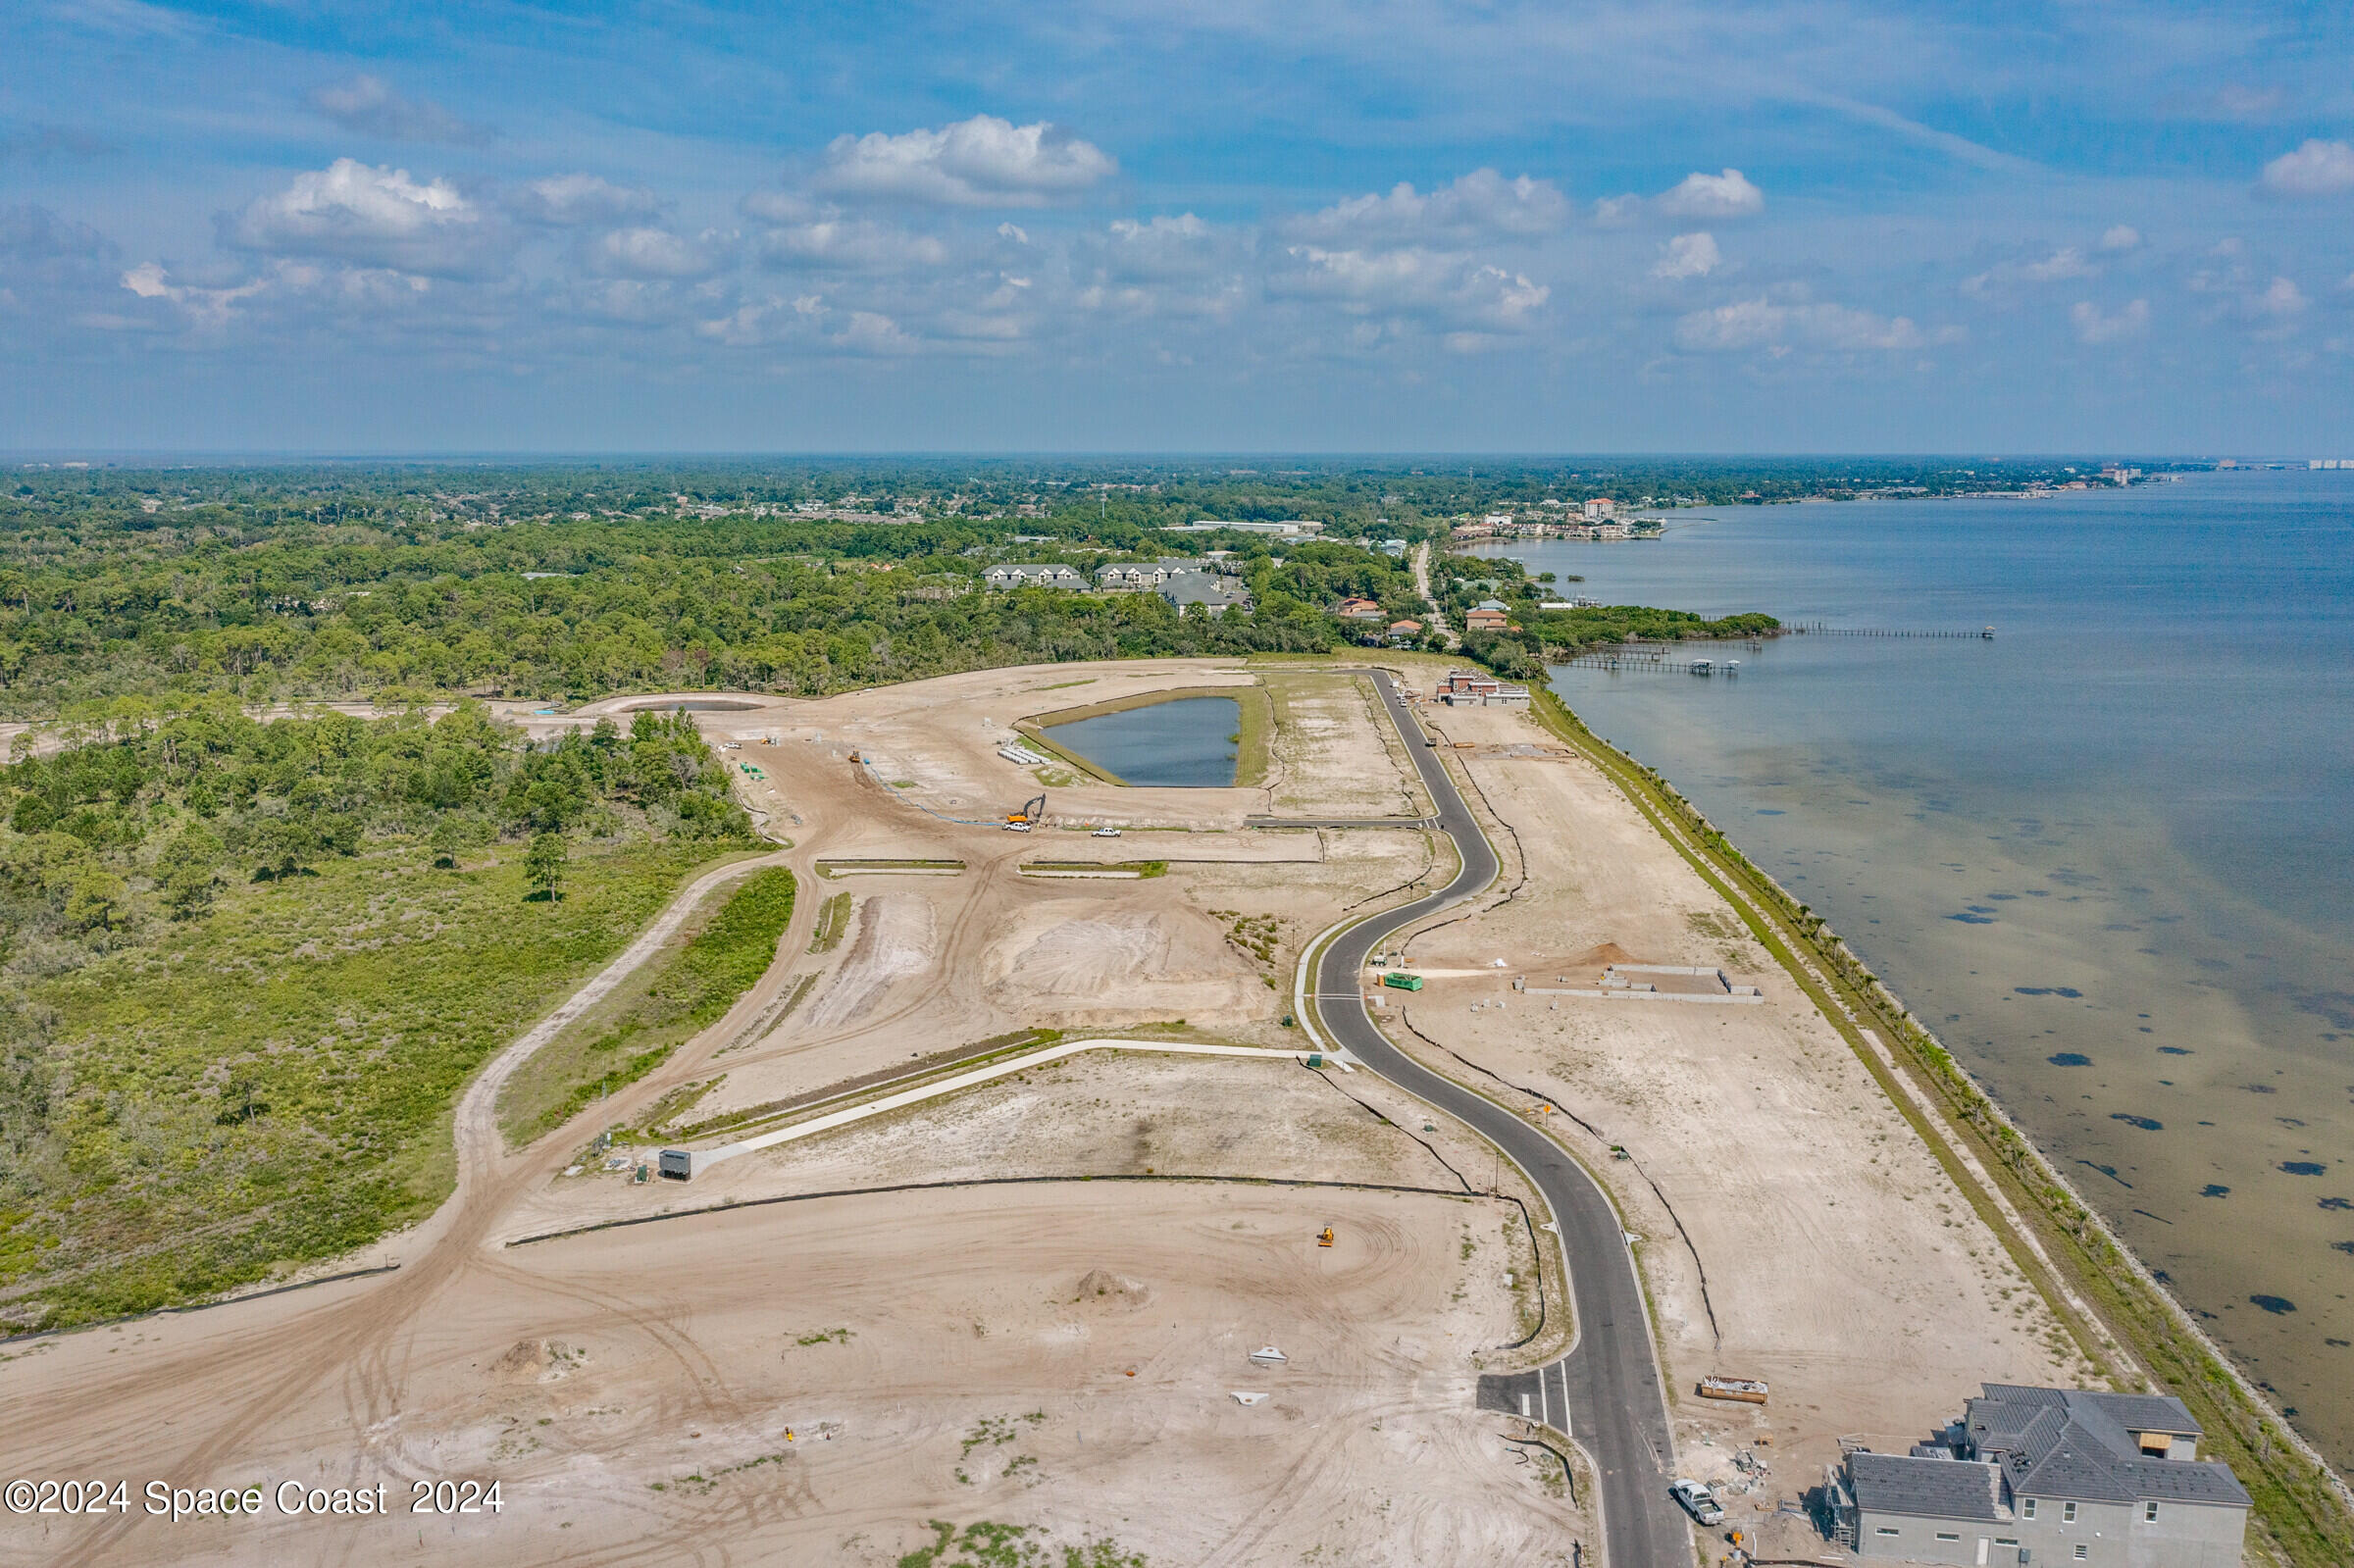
1842, 1384, 2248, 1567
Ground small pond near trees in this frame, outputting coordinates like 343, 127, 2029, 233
1042, 695, 1240, 786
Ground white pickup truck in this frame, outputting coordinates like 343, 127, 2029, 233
1668, 1478, 1724, 1526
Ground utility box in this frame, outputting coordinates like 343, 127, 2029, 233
1380, 972, 1424, 991
657, 1148, 696, 1181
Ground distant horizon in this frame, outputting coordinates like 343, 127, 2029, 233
0, 450, 2320, 467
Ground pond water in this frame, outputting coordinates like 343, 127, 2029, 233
1043, 695, 1240, 786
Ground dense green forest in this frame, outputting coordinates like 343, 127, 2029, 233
0, 705, 753, 1328
0, 454, 2155, 716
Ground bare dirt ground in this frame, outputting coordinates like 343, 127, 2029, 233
1380, 678, 2090, 1512
1, 1119, 1582, 1567
0, 656, 2087, 1565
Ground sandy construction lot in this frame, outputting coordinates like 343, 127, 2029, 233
0, 655, 2099, 1564
0, 1180, 1584, 1568
1378, 687, 2088, 1498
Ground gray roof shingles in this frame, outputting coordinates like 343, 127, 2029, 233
1850, 1453, 2002, 1521
1956, 1386, 2250, 1512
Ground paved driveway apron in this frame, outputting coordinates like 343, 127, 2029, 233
1313, 671, 1694, 1568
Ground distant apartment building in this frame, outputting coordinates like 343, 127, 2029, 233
1161, 519, 1323, 535
1097, 558, 1229, 592
1838, 1384, 2248, 1567
1580, 498, 1618, 521
983, 563, 1084, 590
1436, 669, 1530, 707
1462, 598, 1511, 632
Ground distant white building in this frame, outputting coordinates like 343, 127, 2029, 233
1096, 558, 1231, 591
983, 563, 1084, 590
1580, 498, 1617, 521
1162, 519, 1324, 535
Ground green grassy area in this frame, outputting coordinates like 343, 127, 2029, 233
496, 866, 795, 1147
4, 837, 719, 1328
1522, 685, 2354, 1567
807, 891, 852, 953
892, 1518, 1148, 1568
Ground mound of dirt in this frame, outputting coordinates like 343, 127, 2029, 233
1563, 941, 1636, 970
488, 1339, 587, 1384
1075, 1268, 1151, 1306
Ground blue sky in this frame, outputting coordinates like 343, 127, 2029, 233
2, 0, 2349, 453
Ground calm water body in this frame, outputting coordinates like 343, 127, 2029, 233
1044, 695, 1240, 786
1485, 470, 2354, 1468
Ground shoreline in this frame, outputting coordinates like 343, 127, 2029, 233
1516, 680, 2354, 1566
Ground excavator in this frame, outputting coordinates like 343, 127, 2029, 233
1004, 793, 1046, 832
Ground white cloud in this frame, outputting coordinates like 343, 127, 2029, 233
1590, 194, 1642, 228
2260, 139, 2354, 199
509, 174, 659, 228
1270, 245, 1548, 338
1652, 231, 1721, 279
836, 310, 922, 354
1674, 297, 1949, 353
2070, 298, 2149, 344
1290, 169, 1569, 242
306, 75, 492, 147
1100, 214, 1215, 278
119, 261, 273, 326
1597, 168, 1764, 226
2257, 276, 2307, 317
1657, 168, 1765, 220
756, 218, 948, 273
2099, 226, 2142, 252
2020, 246, 2098, 282
1963, 246, 2101, 298
818, 115, 1114, 207
588, 226, 724, 279
221, 158, 498, 278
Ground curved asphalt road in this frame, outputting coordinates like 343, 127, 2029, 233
1311, 672, 1693, 1568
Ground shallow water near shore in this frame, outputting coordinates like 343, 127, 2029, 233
1486, 469, 2354, 1470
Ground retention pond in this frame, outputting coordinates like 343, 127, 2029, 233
1043, 695, 1240, 786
